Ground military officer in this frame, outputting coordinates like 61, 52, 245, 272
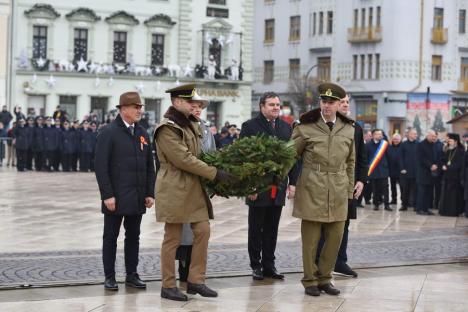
154, 83, 234, 301
291, 83, 355, 296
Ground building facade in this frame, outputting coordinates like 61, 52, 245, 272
0, 0, 11, 108
253, 0, 468, 137
10, 0, 253, 128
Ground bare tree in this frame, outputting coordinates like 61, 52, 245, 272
287, 75, 320, 115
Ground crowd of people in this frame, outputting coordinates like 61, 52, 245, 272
359, 127, 468, 218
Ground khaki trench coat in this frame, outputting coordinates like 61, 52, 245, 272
154, 107, 217, 223
292, 109, 355, 223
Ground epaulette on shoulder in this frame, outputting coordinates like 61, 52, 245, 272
167, 120, 175, 125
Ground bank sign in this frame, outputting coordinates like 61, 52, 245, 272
406, 93, 451, 138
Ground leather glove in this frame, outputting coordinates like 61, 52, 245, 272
215, 169, 237, 183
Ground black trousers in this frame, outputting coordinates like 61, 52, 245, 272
317, 219, 350, 266
90, 152, 95, 172
433, 176, 442, 209
80, 152, 91, 172
34, 151, 44, 171
400, 176, 416, 208
61, 153, 73, 172
16, 149, 27, 171
363, 183, 372, 204
389, 176, 400, 203
53, 150, 61, 171
71, 153, 78, 171
26, 149, 33, 170
102, 214, 142, 279
416, 184, 433, 213
43, 151, 56, 171
248, 205, 282, 271
371, 178, 389, 207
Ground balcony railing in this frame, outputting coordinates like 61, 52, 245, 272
347, 26, 382, 43
431, 28, 448, 44
458, 80, 468, 92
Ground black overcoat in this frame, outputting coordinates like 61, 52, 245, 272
240, 113, 299, 207
348, 123, 367, 219
399, 140, 418, 178
95, 114, 156, 216
60, 129, 78, 154
13, 126, 29, 150
415, 139, 437, 185
79, 129, 95, 153
387, 143, 401, 178
33, 126, 45, 152
44, 126, 61, 151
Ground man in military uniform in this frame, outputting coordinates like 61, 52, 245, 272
291, 83, 355, 296
13, 118, 28, 171
154, 84, 234, 301
95, 92, 156, 291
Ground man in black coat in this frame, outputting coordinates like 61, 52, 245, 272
13, 118, 28, 171
387, 133, 402, 205
71, 120, 80, 171
60, 121, 76, 172
79, 121, 95, 172
0, 105, 13, 129
95, 92, 156, 291
25, 117, 35, 170
366, 129, 391, 211
316, 94, 367, 278
398, 128, 418, 210
415, 131, 437, 215
43, 117, 61, 171
240, 92, 299, 281
33, 116, 45, 171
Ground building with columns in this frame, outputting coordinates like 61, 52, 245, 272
9, 0, 253, 128
253, 0, 468, 137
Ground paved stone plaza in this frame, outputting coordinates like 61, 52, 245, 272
1, 167, 468, 311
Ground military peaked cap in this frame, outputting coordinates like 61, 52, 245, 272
318, 83, 346, 101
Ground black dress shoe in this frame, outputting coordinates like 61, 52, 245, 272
399, 206, 408, 211
357, 203, 364, 208
252, 268, 264, 280
390, 200, 397, 205
384, 206, 393, 211
161, 287, 188, 301
305, 286, 320, 296
263, 268, 284, 280
334, 263, 358, 278
187, 282, 218, 297
373, 206, 379, 211
318, 283, 340, 295
104, 277, 118, 291
125, 273, 146, 289
425, 211, 434, 215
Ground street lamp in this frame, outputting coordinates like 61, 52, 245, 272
303, 64, 318, 111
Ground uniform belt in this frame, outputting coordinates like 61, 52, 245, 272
304, 163, 346, 173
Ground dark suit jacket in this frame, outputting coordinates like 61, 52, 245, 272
349, 123, 367, 219
416, 139, 437, 185
240, 113, 299, 207
95, 114, 156, 216
366, 140, 389, 179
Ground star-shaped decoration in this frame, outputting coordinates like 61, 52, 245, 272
183, 64, 193, 77
88, 62, 97, 73
155, 66, 162, 75
46, 75, 56, 88
77, 58, 88, 72
135, 82, 145, 93
36, 57, 46, 67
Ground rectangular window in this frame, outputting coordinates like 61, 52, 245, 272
144, 98, 162, 125
432, 55, 442, 80
90, 97, 109, 123
369, 7, 373, 27
461, 57, 468, 81
319, 12, 324, 34
368, 54, 373, 79
73, 28, 88, 61
151, 34, 164, 66
354, 9, 359, 28
59, 95, 77, 121
32, 25, 47, 59
353, 55, 358, 80
289, 16, 301, 40
317, 57, 331, 81
376, 53, 380, 79
289, 58, 300, 79
361, 8, 366, 28
264, 60, 274, 83
434, 8, 444, 28
209, 0, 226, 4
460, 10, 466, 34
113, 31, 127, 63
313, 12, 316, 35
377, 6, 381, 27
360, 54, 365, 80
206, 7, 229, 18
327, 11, 333, 34
265, 19, 275, 42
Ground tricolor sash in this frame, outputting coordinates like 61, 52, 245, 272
367, 140, 389, 176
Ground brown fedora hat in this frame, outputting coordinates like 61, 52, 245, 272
117, 92, 143, 108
